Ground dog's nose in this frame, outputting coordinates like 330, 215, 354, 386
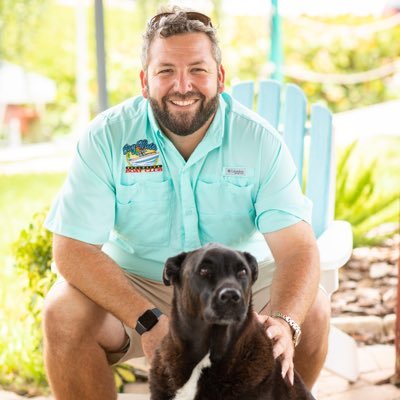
218, 288, 241, 304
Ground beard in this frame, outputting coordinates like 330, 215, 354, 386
148, 88, 220, 137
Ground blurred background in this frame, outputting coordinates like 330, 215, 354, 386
0, 0, 399, 396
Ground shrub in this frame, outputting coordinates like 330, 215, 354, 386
10, 209, 136, 393
335, 141, 399, 246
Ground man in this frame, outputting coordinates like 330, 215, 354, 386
43, 6, 330, 400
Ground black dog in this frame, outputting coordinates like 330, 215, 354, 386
149, 243, 315, 400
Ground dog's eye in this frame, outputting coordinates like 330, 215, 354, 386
237, 269, 247, 278
199, 268, 211, 277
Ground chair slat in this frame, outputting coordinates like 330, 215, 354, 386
306, 104, 335, 237
231, 81, 254, 110
231, 81, 336, 237
257, 79, 281, 129
282, 84, 307, 185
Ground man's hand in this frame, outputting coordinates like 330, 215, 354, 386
256, 313, 295, 385
141, 314, 169, 363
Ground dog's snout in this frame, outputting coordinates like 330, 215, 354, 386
218, 288, 241, 304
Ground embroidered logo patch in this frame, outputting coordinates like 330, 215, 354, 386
123, 140, 162, 173
223, 167, 247, 177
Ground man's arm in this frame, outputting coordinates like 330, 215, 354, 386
264, 220, 320, 324
258, 220, 320, 384
52, 233, 168, 361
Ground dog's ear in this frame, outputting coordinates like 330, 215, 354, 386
243, 252, 258, 283
163, 252, 188, 286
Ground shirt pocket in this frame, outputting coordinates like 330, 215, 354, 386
115, 179, 172, 247
195, 180, 256, 245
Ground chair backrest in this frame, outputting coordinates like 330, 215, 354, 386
231, 79, 335, 238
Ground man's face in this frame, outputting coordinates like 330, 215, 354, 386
140, 32, 225, 136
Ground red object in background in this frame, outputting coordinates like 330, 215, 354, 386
3, 105, 39, 136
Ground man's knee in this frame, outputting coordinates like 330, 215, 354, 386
43, 282, 98, 343
309, 289, 331, 329
300, 289, 331, 352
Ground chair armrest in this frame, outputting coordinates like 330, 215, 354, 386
317, 220, 353, 271
317, 221, 353, 295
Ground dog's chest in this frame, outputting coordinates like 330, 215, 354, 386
173, 352, 211, 400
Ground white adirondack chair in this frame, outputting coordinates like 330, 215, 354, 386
231, 80, 358, 382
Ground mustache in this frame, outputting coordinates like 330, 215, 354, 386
163, 92, 205, 102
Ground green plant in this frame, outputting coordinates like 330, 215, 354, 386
335, 141, 399, 246
13, 210, 55, 319
9, 209, 55, 389
9, 208, 137, 393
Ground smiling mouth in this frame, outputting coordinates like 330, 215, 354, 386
169, 99, 199, 107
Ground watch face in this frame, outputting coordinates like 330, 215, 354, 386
135, 308, 162, 335
140, 310, 159, 328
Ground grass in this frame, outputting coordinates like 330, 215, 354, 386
0, 173, 65, 391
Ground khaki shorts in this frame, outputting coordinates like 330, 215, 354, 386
108, 259, 276, 365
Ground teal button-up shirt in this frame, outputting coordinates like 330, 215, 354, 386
45, 93, 312, 281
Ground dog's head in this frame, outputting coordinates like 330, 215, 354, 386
163, 243, 258, 325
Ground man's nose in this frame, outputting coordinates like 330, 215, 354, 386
174, 72, 192, 94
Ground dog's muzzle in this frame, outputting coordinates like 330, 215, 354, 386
204, 285, 246, 325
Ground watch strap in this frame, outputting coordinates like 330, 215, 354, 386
271, 311, 302, 347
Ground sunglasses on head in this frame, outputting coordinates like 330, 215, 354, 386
149, 11, 213, 28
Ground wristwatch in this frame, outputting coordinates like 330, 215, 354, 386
271, 311, 302, 347
135, 308, 163, 336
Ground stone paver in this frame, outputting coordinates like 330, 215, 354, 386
320, 384, 400, 400
118, 394, 149, 399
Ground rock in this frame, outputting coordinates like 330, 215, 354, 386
383, 314, 396, 337
357, 278, 374, 288
384, 277, 398, 286
351, 247, 371, 260
382, 287, 397, 303
331, 315, 384, 336
369, 263, 393, 279
342, 304, 369, 314
340, 280, 358, 290
346, 270, 364, 281
364, 304, 387, 316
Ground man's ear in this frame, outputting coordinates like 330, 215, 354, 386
163, 252, 188, 286
217, 64, 225, 94
243, 251, 258, 283
140, 70, 149, 98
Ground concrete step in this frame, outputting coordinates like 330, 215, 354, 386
118, 395, 149, 400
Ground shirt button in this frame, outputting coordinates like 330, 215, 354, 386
185, 209, 194, 216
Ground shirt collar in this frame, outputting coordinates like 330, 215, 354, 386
146, 100, 164, 142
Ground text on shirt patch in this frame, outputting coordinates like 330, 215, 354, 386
123, 140, 163, 173
223, 167, 247, 177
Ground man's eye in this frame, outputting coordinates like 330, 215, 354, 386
237, 269, 247, 278
192, 68, 206, 73
159, 69, 172, 74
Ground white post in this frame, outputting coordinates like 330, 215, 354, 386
75, 0, 90, 137
9, 118, 22, 147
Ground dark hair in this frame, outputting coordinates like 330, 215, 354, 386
141, 6, 221, 69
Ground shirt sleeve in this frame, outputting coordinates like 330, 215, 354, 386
255, 133, 313, 233
44, 116, 116, 244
